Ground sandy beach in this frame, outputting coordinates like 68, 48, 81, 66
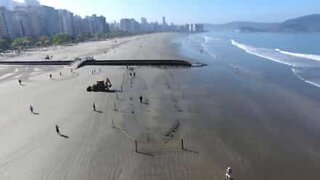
0, 33, 206, 180
1, 32, 320, 180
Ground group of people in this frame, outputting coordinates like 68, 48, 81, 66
129, 72, 136, 77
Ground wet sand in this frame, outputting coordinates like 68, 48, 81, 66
0, 32, 320, 180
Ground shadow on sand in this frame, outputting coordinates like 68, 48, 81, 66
57, 132, 69, 139
32, 112, 40, 115
142, 101, 150, 105
94, 110, 103, 113
183, 148, 199, 154
136, 151, 154, 157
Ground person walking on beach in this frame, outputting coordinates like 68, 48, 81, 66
49, 74, 52, 79
133, 72, 136, 77
93, 102, 96, 111
29, 105, 34, 114
139, 96, 143, 104
18, 79, 22, 85
225, 166, 232, 179
55, 125, 60, 135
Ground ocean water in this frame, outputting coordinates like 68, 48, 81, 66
177, 31, 320, 88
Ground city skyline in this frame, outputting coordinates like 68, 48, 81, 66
0, 0, 203, 40
14, 0, 320, 24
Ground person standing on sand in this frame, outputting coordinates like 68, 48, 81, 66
55, 125, 60, 135
139, 96, 143, 104
29, 105, 34, 114
49, 74, 52, 79
225, 166, 232, 179
18, 79, 22, 85
93, 102, 96, 111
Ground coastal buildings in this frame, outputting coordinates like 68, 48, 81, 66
58, 9, 75, 36
0, 0, 204, 40
194, 24, 205, 32
0, 1, 109, 39
0, 7, 22, 39
120, 18, 139, 33
162, 16, 168, 31
0, 7, 9, 38
87, 14, 108, 34
79, 15, 109, 35
185, 23, 205, 33
139, 17, 149, 32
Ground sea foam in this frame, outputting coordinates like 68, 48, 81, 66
231, 39, 320, 88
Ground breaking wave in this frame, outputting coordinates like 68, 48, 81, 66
188, 34, 218, 59
276, 49, 320, 62
231, 39, 320, 88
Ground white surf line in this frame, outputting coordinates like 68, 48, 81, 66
277, 49, 320, 62
231, 39, 293, 66
291, 68, 320, 88
189, 35, 217, 59
231, 39, 320, 88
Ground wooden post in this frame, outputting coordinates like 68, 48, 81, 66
135, 140, 138, 153
181, 138, 184, 150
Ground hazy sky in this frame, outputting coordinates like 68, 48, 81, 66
17, 0, 320, 24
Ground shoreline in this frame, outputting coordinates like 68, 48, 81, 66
0, 32, 183, 61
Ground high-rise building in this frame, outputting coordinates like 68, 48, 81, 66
0, 0, 13, 10
13, 5, 64, 38
140, 17, 150, 32
120, 18, 139, 33
194, 24, 204, 32
58, 9, 75, 36
109, 21, 120, 32
88, 14, 108, 34
73, 15, 82, 36
14, 10, 35, 37
0, 7, 23, 39
162, 17, 166, 25
0, 7, 9, 38
162, 16, 168, 31
141, 17, 147, 24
